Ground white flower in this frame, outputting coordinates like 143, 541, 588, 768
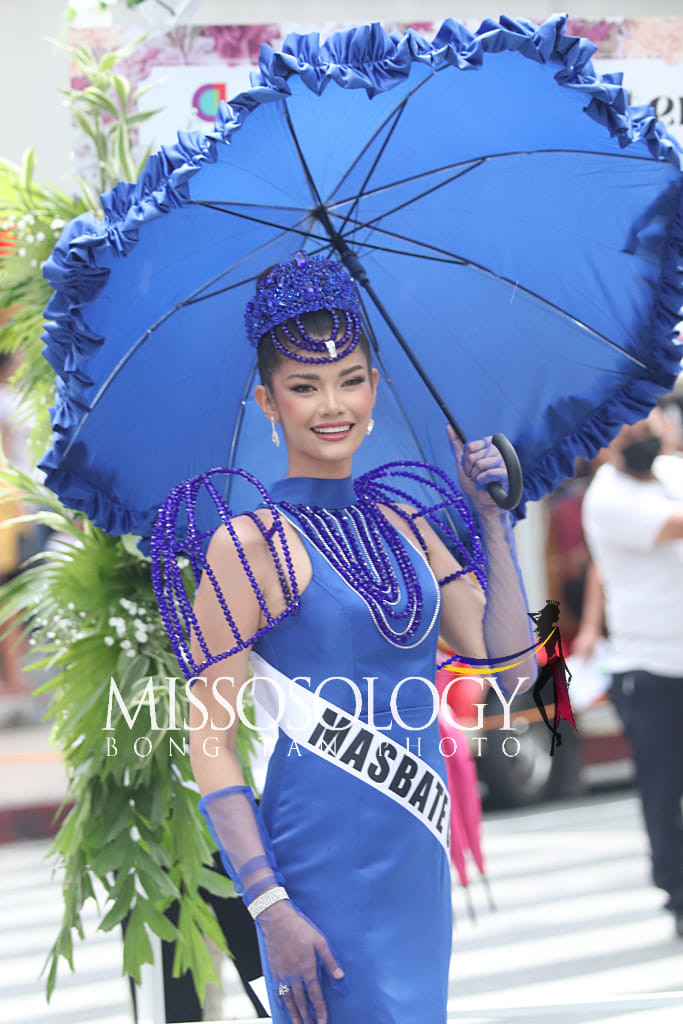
67, 602, 75, 611
18, 247, 26, 258
50, 218, 64, 230
121, 639, 132, 650
134, 630, 147, 644
103, 636, 115, 646
36, 231, 45, 242
126, 649, 136, 658
30, 259, 38, 268
24, 213, 34, 225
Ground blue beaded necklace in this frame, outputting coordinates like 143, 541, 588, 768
151, 462, 486, 676
279, 499, 430, 646
269, 462, 485, 647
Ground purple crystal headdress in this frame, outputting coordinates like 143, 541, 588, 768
244, 251, 362, 363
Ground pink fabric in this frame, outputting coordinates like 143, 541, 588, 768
435, 663, 485, 886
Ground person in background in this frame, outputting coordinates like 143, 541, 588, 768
656, 389, 683, 454
544, 460, 594, 651
579, 403, 683, 937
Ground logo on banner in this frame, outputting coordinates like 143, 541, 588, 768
193, 83, 227, 121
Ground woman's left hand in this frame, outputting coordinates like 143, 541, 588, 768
446, 426, 508, 512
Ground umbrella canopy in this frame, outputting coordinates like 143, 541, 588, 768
40, 14, 683, 538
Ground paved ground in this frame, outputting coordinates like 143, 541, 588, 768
0, 690, 69, 843
1, 729, 682, 1024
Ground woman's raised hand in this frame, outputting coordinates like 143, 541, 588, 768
446, 426, 508, 512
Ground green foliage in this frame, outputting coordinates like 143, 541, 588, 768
0, 155, 86, 460
0, 465, 258, 1000
58, 37, 161, 192
0, 38, 256, 1005
0, 37, 159, 464
66, 1, 154, 14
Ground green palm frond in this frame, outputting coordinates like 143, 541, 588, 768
0, 462, 257, 998
0, 33, 259, 996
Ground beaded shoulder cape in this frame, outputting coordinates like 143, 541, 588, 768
151, 460, 486, 678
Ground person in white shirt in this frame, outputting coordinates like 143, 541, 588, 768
581, 406, 683, 937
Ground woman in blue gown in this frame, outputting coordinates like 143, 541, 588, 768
179, 253, 536, 1024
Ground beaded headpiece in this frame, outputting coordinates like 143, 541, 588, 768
244, 251, 362, 363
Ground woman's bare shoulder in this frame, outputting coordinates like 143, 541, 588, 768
206, 509, 310, 587
206, 512, 275, 565
380, 500, 432, 541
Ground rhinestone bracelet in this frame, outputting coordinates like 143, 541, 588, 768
247, 886, 290, 920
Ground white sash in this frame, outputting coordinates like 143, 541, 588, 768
249, 652, 450, 857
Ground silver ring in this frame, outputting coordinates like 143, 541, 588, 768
277, 983, 291, 996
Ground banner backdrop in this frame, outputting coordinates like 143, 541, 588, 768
68, 17, 683, 179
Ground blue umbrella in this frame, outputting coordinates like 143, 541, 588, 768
40, 13, 683, 538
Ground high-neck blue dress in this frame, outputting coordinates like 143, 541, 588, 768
252, 474, 451, 1023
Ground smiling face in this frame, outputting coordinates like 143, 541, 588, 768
254, 348, 379, 478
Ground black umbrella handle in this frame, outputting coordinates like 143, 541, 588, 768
488, 433, 524, 511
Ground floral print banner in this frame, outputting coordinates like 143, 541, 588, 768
68, 18, 683, 179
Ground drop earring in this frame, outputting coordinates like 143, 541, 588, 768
271, 416, 280, 447
366, 418, 374, 435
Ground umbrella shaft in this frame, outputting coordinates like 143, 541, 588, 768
319, 221, 467, 443
316, 215, 523, 509
356, 272, 466, 444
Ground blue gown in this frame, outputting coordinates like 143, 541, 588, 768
252, 474, 452, 1023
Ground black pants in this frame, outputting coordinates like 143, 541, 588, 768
610, 670, 683, 912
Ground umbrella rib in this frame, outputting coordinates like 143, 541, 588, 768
341, 159, 488, 232
356, 291, 467, 535
61, 233, 298, 450
327, 146, 664, 214
344, 222, 651, 371
283, 102, 326, 211
327, 68, 436, 202
188, 199, 331, 241
336, 98, 409, 237
352, 240, 464, 264
224, 358, 260, 501
188, 200, 310, 213
185, 201, 335, 251
357, 290, 432, 466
